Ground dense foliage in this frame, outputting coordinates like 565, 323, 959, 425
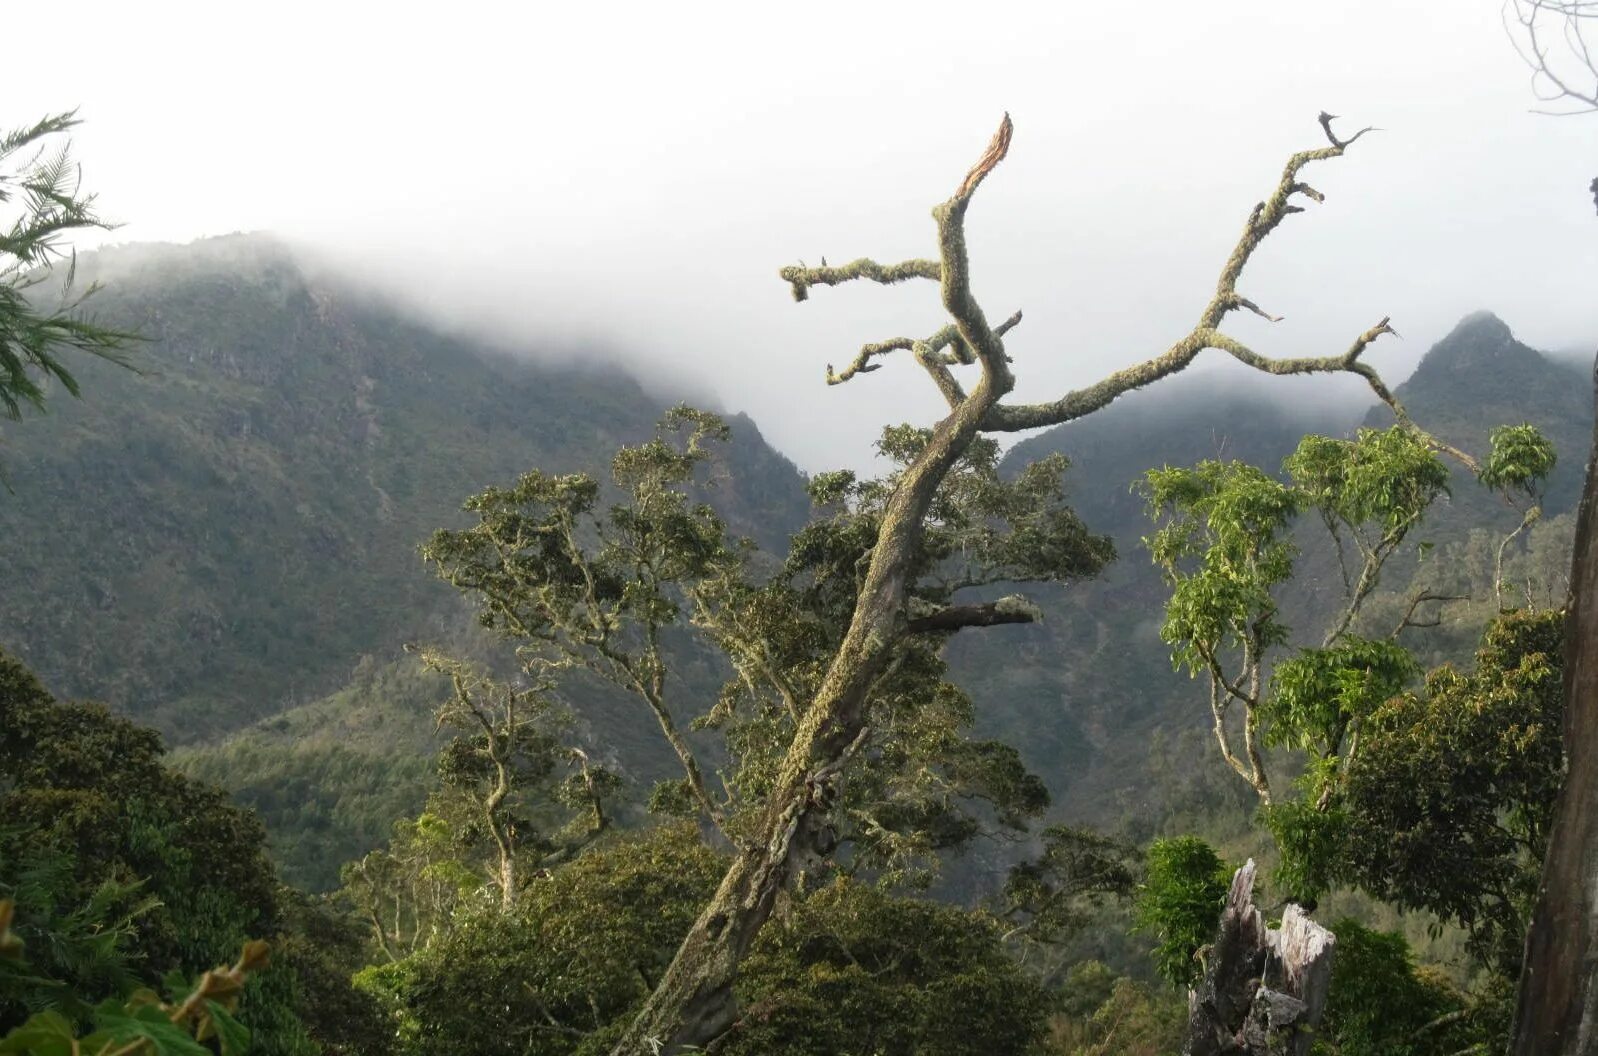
2, 218, 1589, 1055
0, 652, 383, 1056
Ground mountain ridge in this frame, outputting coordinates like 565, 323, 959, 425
2, 234, 811, 740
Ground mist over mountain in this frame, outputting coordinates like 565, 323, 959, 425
1, 234, 810, 742
6, 234, 1588, 895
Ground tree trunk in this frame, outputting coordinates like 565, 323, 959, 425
1185, 860, 1336, 1056
1511, 354, 1598, 1055
607, 378, 1001, 1055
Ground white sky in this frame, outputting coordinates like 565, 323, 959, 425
10, 0, 1596, 470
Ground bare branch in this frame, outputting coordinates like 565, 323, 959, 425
779, 256, 940, 302
956, 112, 1014, 200
933, 119, 1019, 390
1390, 589, 1471, 639
982, 116, 1426, 449
827, 336, 914, 386
1505, 0, 1598, 114
915, 344, 968, 408
1230, 294, 1283, 323
905, 594, 1042, 633
1317, 110, 1378, 148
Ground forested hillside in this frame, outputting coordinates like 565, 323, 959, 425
161, 289, 1590, 897
3, 237, 1587, 1056
0, 236, 810, 742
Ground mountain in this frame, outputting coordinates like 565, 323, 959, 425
0, 235, 811, 742
1364, 311, 1594, 518
13, 249, 1585, 891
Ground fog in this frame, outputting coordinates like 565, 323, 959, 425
10, 0, 1596, 470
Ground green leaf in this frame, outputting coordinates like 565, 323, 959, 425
203, 1001, 250, 1056
0, 1011, 76, 1056
93, 1003, 211, 1056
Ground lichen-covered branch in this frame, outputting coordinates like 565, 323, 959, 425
978, 118, 1441, 455
906, 594, 1043, 633
779, 256, 941, 302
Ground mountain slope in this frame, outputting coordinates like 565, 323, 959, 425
948, 316, 1592, 834
1365, 311, 1593, 521
0, 235, 811, 741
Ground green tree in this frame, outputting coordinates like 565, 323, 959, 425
605, 110, 1453, 1052
727, 880, 1051, 1056
357, 824, 1054, 1056
1330, 610, 1564, 973
0, 653, 279, 1006
1141, 425, 1456, 806
1131, 836, 1233, 988
1049, 960, 1185, 1056
1313, 919, 1483, 1056
0, 650, 375, 1056
1478, 423, 1557, 608
338, 813, 478, 964
424, 408, 1099, 892
352, 825, 725, 1056
418, 651, 615, 908
421, 407, 736, 835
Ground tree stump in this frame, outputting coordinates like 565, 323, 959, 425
1185, 860, 1336, 1056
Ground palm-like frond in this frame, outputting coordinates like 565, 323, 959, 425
0, 110, 140, 437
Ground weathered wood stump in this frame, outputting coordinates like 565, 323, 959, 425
1185, 860, 1336, 1056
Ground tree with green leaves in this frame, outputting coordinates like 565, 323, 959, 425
1302, 610, 1565, 977
416, 651, 616, 908
0, 650, 375, 1056
422, 407, 736, 836
0, 112, 134, 424
423, 407, 1098, 894
1144, 418, 1564, 1044
1312, 918, 1484, 1056
1479, 423, 1557, 608
1131, 836, 1233, 989
339, 812, 478, 964
353, 824, 1056, 1056
1141, 425, 1462, 807
592, 111, 1463, 1053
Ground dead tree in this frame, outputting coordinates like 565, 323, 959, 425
1506, 0, 1598, 115
610, 113, 1442, 1056
1186, 861, 1335, 1056
1506, 0, 1598, 214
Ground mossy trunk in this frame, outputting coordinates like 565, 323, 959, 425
608, 377, 1000, 1055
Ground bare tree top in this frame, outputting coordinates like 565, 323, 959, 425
1506, 0, 1598, 114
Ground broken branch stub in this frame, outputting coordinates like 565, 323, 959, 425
1185, 860, 1336, 1056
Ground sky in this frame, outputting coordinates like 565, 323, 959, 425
9, 0, 1596, 471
